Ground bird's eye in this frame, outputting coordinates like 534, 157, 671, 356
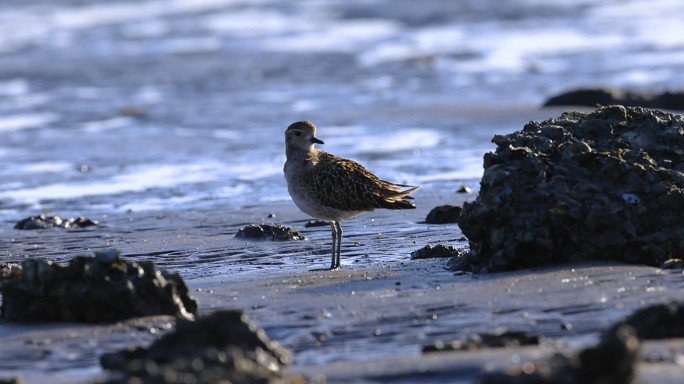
294, 131, 302, 136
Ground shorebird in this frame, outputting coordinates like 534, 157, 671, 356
283, 121, 419, 270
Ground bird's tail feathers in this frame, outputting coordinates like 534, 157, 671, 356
376, 184, 419, 210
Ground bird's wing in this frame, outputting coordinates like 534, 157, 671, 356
311, 152, 417, 211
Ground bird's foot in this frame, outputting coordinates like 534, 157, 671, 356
309, 265, 340, 272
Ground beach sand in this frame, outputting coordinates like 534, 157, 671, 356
2, 193, 684, 383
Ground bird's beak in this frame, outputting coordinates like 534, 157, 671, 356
311, 137, 324, 144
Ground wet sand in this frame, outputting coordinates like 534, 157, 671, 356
2, 193, 684, 383
204, 261, 684, 383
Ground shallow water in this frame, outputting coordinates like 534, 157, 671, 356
2, 0, 684, 382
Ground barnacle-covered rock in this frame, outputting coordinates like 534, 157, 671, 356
0, 249, 197, 322
455, 106, 684, 272
100, 309, 303, 384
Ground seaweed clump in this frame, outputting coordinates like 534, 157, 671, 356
456, 106, 684, 272
0, 249, 197, 322
100, 309, 304, 384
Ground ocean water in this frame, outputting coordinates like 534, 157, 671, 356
1, 0, 684, 224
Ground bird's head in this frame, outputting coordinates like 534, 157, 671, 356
285, 121, 324, 151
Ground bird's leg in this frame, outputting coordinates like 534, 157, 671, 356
335, 221, 343, 268
329, 221, 337, 270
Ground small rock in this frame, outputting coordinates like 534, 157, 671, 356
0, 377, 23, 384
575, 325, 639, 384
94, 248, 121, 264
235, 223, 304, 241
410, 244, 465, 260
476, 324, 638, 384
425, 205, 462, 224
14, 215, 98, 230
457, 185, 472, 193
100, 309, 302, 384
612, 301, 684, 340
14, 215, 56, 229
68, 216, 99, 228
661, 259, 684, 269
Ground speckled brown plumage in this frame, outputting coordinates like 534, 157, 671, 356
310, 151, 417, 212
283, 120, 419, 269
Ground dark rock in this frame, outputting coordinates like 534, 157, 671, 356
14, 216, 54, 229
457, 106, 684, 273
425, 205, 462, 224
69, 216, 98, 227
476, 324, 638, 384
612, 301, 684, 340
235, 223, 304, 241
14, 215, 98, 230
574, 325, 639, 384
94, 248, 121, 264
474, 301, 684, 383
543, 87, 684, 111
0, 250, 197, 322
304, 220, 329, 227
100, 309, 303, 384
423, 329, 543, 353
457, 185, 472, 193
0, 377, 23, 384
661, 258, 684, 269
410, 244, 465, 260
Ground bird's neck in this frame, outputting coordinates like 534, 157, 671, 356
286, 145, 316, 163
